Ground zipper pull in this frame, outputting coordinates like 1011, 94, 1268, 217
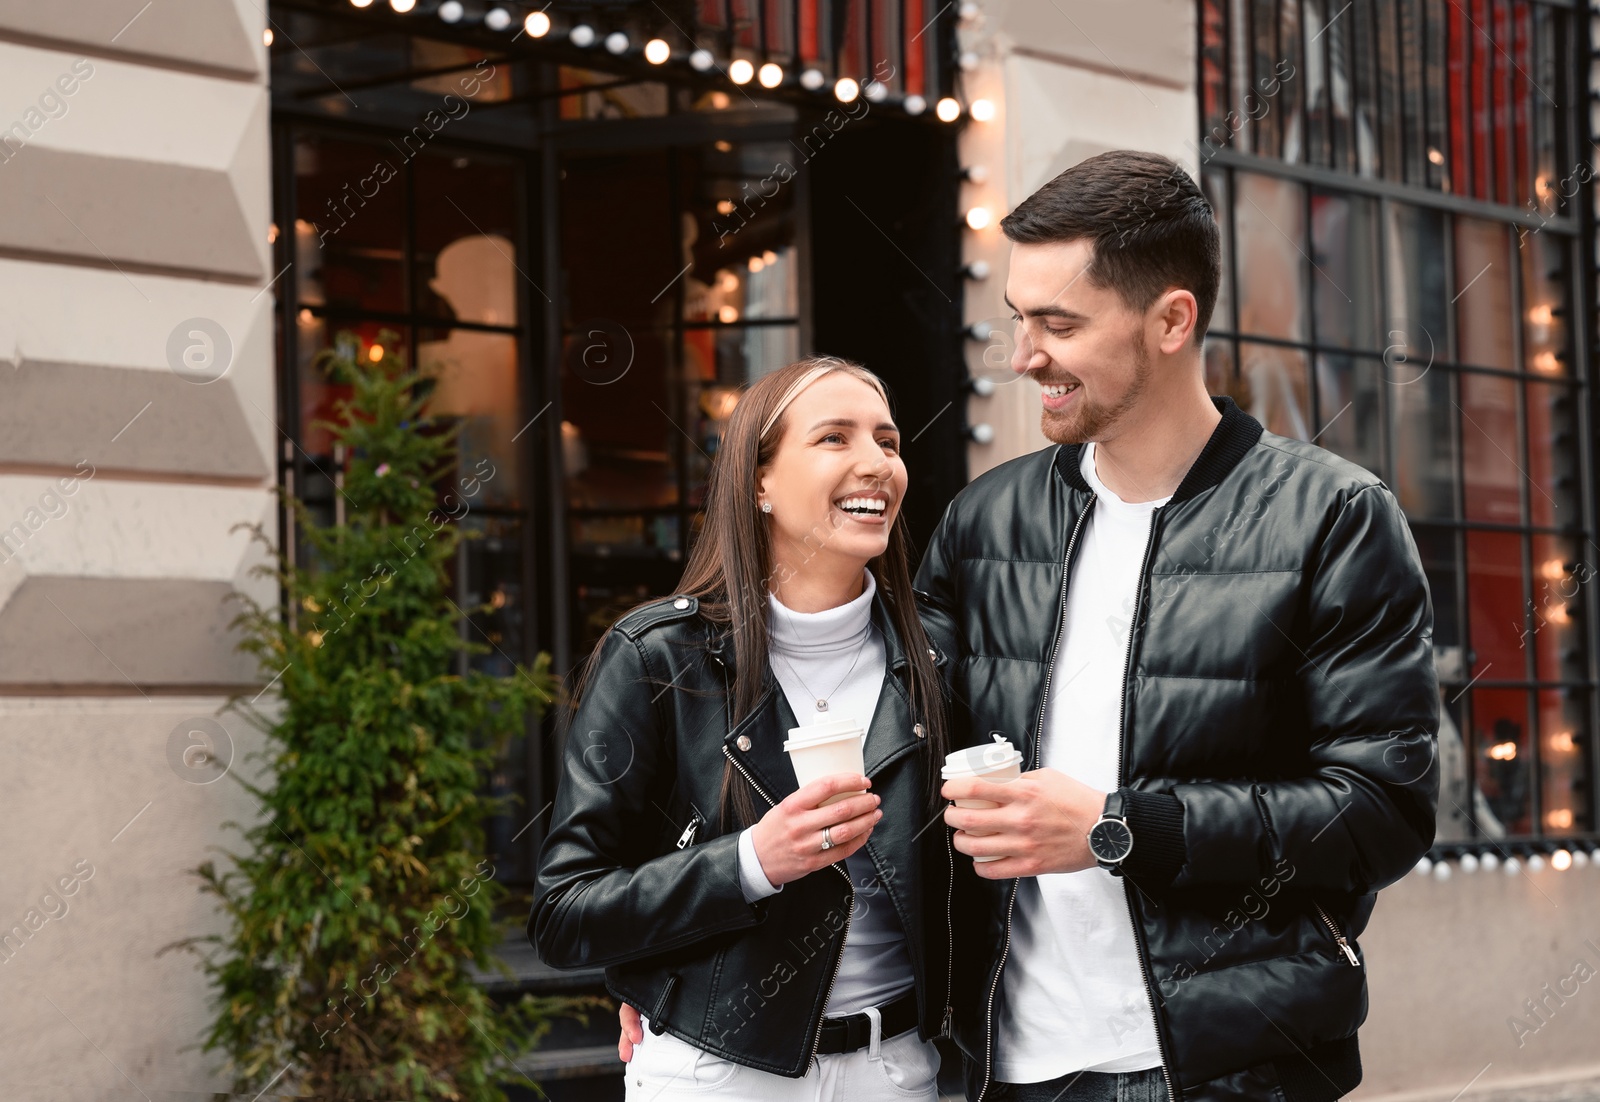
941, 1005, 954, 1039
1334, 935, 1359, 967
675, 814, 702, 850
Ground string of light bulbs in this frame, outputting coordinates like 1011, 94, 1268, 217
336, 0, 998, 121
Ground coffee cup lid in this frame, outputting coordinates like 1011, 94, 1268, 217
941, 734, 1022, 778
783, 716, 867, 753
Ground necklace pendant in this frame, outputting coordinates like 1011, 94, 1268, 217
816, 699, 828, 712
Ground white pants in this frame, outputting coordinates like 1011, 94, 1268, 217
626, 1011, 940, 1101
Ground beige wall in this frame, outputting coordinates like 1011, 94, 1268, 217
0, 1, 274, 1094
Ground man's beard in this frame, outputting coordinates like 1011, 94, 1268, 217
1039, 333, 1152, 445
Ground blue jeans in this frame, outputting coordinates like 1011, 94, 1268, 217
987, 1066, 1167, 1102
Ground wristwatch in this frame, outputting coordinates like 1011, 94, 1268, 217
1087, 791, 1135, 875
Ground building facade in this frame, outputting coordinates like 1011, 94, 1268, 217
0, 0, 1594, 1097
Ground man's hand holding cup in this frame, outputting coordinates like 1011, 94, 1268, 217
942, 735, 1107, 878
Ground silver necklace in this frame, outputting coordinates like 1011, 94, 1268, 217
771, 620, 876, 713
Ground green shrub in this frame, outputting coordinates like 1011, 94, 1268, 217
174, 330, 575, 1100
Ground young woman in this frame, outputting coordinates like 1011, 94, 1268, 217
530, 357, 954, 1100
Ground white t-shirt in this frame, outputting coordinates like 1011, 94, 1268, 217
993, 442, 1168, 1082
735, 569, 917, 1015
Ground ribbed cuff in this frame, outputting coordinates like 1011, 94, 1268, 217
1120, 789, 1185, 890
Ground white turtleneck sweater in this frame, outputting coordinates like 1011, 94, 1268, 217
734, 569, 916, 1015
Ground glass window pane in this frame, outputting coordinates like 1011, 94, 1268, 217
1235, 172, 1307, 341
1473, 687, 1533, 836
1389, 365, 1456, 519
1466, 529, 1528, 681
1239, 342, 1311, 440
418, 328, 521, 508
1310, 189, 1381, 350
1452, 217, 1514, 370
1312, 354, 1382, 476
561, 149, 677, 331
1521, 228, 1571, 379
1529, 534, 1591, 684
1203, 169, 1233, 333
1435, 691, 1473, 842
563, 327, 676, 513
413, 151, 519, 326
1411, 524, 1461, 651
1458, 371, 1522, 525
1538, 688, 1590, 833
1204, 338, 1239, 401
294, 134, 407, 313
1384, 202, 1446, 367
1524, 381, 1581, 528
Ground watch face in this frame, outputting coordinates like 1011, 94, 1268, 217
1089, 818, 1133, 863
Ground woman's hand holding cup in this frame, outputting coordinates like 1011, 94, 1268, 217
748, 774, 880, 887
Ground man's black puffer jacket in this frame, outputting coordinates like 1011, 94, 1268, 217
913, 397, 1439, 1102
529, 585, 955, 1077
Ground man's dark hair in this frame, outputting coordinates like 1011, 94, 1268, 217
1000, 150, 1221, 342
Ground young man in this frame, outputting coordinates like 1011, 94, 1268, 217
917, 150, 1439, 1102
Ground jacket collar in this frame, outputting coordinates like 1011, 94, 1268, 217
1051, 395, 1264, 505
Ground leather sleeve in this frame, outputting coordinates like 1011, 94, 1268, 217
1123, 484, 1440, 894
529, 628, 767, 969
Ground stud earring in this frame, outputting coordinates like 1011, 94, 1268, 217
760, 500, 773, 513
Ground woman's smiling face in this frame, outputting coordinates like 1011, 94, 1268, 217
757, 372, 907, 572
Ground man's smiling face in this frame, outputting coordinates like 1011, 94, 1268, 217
1006, 238, 1153, 446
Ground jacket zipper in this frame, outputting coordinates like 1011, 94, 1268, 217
942, 812, 955, 1039
975, 500, 1094, 1102
1113, 507, 1180, 1102
722, 744, 855, 1071
1314, 901, 1361, 966
675, 810, 704, 850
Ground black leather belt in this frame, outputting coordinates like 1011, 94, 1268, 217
815, 990, 919, 1055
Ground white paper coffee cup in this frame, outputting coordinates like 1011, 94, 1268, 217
942, 735, 1023, 861
783, 716, 868, 807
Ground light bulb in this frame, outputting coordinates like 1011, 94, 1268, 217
1413, 857, 1432, 876
484, 7, 512, 31
965, 206, 991, 230
970, 98, 996, 121
524, 11, 550, 35
644, 38, 670, 64
758, 63, 783, 88
1553, 849, 1573, 871
263, 27, 274, 46
963, 164, 990, 184
568, 23, 596, 46
689, 49, 714, 71
390, 0, 416, 12
729, 58, 754, 83
800, 68, 825, 90
834, 77, 860, 103
1458, 852, 1479, 873
864, 80, 888, 101
903, 94, 926, 115
935, 97, 961, 122
605, 32, 629, 54
438, 1, 463, 22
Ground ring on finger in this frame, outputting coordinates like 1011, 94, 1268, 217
820, 825, 836, 851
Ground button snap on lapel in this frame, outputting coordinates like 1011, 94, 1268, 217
927, 648, 936, 659
673, 597, 690, 610
736, 735, 752, 751
914, 723, 925, 738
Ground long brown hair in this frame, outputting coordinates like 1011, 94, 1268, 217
570, 356, 950, 830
